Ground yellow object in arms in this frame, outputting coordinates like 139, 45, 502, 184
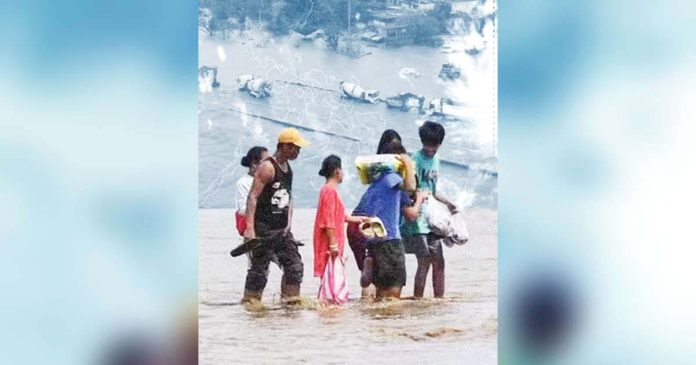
354, 154, 411, 185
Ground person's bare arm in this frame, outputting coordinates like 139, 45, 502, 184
286, 199, 293, 233
324, 227, 339, 257
396, 154, 416, 192
345, 215, 370, 224
243, 161, 274, 239
435, 193, 457, 213
403, 191, 430, 221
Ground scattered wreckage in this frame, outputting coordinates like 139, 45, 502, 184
339, 81, 380, 104
237, 74, 272, 98
399, 67, 423, 79
438, 63, 461, 80
360, 31, 384, 44
427, 97, 455, 116
385, 92, 426, 113
198, 66, 220, 92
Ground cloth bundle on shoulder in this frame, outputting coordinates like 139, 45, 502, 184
318, 256, 349, 304
354, 154, 409, 185
425, 199, 469, 247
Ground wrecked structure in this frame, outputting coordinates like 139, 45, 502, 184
385, 92, 426, 113
339, 81, 380, 104
438, 63, 461, 80
237, 74, 272, 98
198, 66, 220, 92
427, 97, 455, 116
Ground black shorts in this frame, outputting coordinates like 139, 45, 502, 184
403, 234, 443, 259
368, 239, 406, 288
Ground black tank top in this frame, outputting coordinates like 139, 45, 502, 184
255, 157, 293, 231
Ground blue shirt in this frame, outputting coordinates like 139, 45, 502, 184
353, 172, 410, 240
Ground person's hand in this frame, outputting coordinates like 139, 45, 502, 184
416, 190, 431, 202
243, 226, 256, 241
395, 153, 413, 168
446, 202, 458, 214
329, 243, 339, 257
347, 215, 371, 224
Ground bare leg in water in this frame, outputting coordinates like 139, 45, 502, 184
360, 257, 376, 299
414, 256, 431, 298
376, 286, 402, 300
361, 285, 376, 299
360, 256, 374, 288
432, 253, 445, 298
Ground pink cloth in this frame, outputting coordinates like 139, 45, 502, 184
318, 256, 349, 304
313, 184, 346, 277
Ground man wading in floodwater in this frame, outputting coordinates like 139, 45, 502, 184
242, 128, 309, 304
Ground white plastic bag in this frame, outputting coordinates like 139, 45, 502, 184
318, 256, 349, 304
425, 199, 469, 247
425, 199, 451, 237
447, 211, 469, 246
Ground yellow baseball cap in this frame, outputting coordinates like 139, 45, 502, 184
277, 128, 309, 148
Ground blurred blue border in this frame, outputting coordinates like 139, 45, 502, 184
1, 1, 198, 364
2, 0, 696, 364
500, 1, 696, 364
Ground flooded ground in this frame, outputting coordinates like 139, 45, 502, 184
199, 209, 497, 364
198, 27, 497, 209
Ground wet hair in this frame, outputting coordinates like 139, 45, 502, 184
318, 154, 342, 178
381, 140, 407, 155
377, 129, 402, 154
418, 121, 445, 146
241, 146, 267, 167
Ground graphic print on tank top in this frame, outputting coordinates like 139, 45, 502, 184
271, 181, 290, 210
256, 158, 293, 230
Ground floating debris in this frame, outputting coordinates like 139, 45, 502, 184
384, 92, 426, 113
198, 66, 220, 92
299, 29, 325, 41
427, 97, 455, 116
360, 31, 384, 44
438, 63, 461, 80
398, 67, 423, 79
339, 81, 379, 104
237, 74, 272, 98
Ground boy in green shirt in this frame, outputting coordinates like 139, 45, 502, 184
401, 121, 457, 298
